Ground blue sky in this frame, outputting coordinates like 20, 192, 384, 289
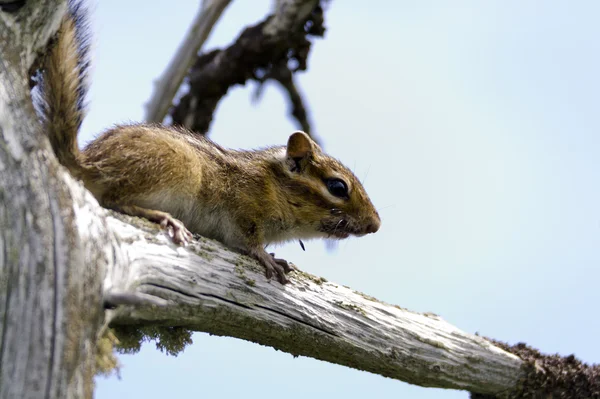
86, 1, 600, 398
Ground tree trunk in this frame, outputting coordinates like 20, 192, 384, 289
0, 2, 105, 398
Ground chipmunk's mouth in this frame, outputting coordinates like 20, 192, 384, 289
320, 218, 363, 239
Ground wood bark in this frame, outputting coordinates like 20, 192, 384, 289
0, 2, 105, 398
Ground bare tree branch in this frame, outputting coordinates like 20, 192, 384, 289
145, 0, 232, 123
170, 0, 324, 137
100, 216, 600, 398
254, 61, 318, 142
471, 339, 600, 399
92, 212, 523, 396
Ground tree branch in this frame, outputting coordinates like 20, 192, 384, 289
471, 339, 600, 399
253, 61, 318, 142
169, 0, 324, 137
94, 212, 523, 396
144, 0, 232, 123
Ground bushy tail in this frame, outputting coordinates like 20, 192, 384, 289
39, 2, 90, 178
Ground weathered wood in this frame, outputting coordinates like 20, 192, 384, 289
144, 0, 232, 123
0, 2, 105, 398
170, 0, 322, 135
102, 214, 525, 396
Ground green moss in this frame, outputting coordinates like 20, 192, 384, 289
95, 329, 120, 377
234, 260, 258, 287
233, 255, 264, 275
356, 291, 379, 302
196, 250, 215, 262
9, 247, 19, 264
194, 235, 209, 243
333, 300, 367, 316
293, 269, 328, 285
0, 272, 7, 295
112, 325, 193, 356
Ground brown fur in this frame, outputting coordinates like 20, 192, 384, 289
41, 15, 85, 175
41, 14, 380, 284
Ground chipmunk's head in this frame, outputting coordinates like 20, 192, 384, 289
277, 131, 380, 242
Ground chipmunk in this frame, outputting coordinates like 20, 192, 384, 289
38, 4, 380, 284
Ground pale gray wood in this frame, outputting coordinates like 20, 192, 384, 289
0, 2, 105, 398
102, 215, 525, 396
144, 0, 233, 123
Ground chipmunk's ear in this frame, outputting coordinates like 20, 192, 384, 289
286, 131, 315, 172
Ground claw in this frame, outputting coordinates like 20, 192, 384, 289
274, 258, 294, 273
269, 253, 295, 273
109, 203, 193, 247
250, 249, 292, 284
157, 214, 192, 246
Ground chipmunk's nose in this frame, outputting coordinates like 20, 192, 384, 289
365, 217, 381, 234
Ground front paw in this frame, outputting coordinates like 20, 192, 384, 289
158, 214, 193, 245
248, 249, 294, 284
269, 253, 296, 273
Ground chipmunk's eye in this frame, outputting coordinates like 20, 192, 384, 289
325, 178, 349, 199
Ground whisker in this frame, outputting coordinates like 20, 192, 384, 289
361, 164, 371, 185
332, 219, 344, 235
377, 204, 396, 212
